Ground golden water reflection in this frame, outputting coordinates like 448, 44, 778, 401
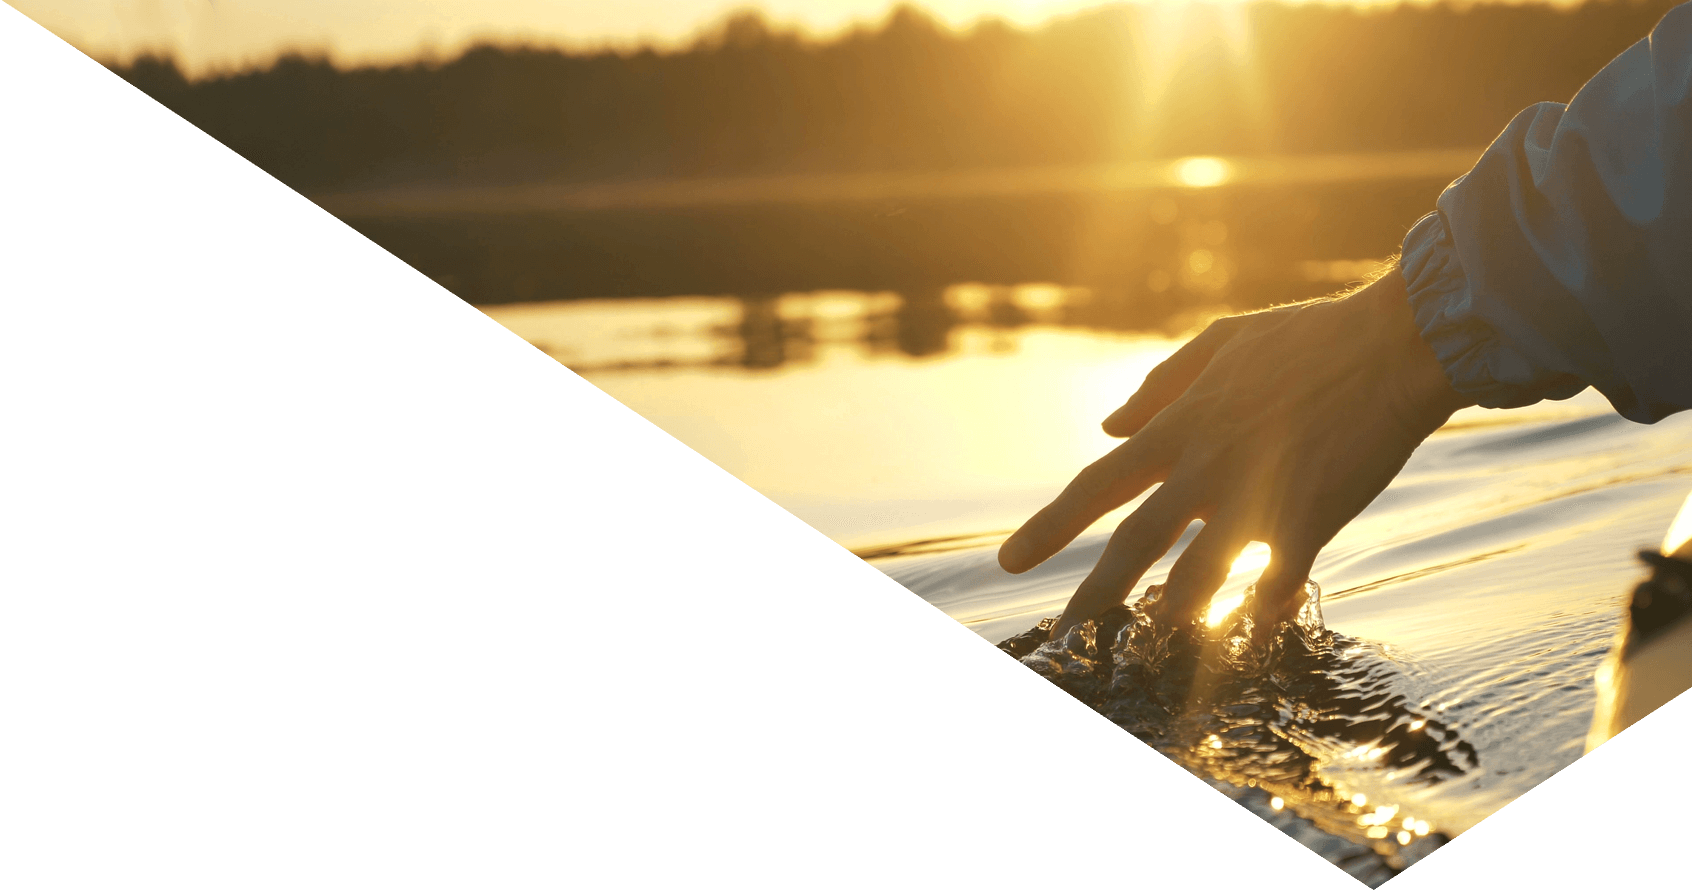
321, 148, 1477, 217
482, 270, 1390, 377
486, 290, 1643, 551
1172, 155, 1234, 188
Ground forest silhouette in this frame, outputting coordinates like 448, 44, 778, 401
105, 1, 1683, 318
113, 1, 1678, 191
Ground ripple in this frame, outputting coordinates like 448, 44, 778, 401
998, 582, 1470, 887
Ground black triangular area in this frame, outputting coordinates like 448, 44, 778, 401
29, 1, 1678, 880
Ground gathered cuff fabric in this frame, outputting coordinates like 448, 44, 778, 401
1399, 211, 1584, 411
1393, 4, 1692, 424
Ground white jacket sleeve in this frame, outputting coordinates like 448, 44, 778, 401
1400, 2, 1692, 424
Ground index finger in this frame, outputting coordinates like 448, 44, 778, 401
998, 432, 1169, 574
1049, 479, 1194, 637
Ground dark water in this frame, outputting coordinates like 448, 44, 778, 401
998, 583, 1460, 886
336, 155, 1465, 316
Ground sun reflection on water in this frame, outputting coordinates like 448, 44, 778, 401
1204, 592, 1246, 627
1202, 542, 1274, 626
1230, 541, 1272, 575
1171, 156, 1234, 188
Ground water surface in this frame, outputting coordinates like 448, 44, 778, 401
487, 264, 1692, 887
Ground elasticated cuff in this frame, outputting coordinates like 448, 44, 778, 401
1399, 211, 1572, 410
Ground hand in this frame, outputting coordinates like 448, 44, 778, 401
998, 267, 1476, 639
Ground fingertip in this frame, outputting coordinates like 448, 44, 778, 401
1103, 391, 1163, 438
1101, 404, 1138, 438
997, 536, 1029, 574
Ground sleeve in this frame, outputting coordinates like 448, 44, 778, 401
1399, 3, 1692, 424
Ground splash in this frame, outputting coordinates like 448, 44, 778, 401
998, 582, 1475, 888
1002, 581, 1339, 712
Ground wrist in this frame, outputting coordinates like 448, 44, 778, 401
1352, 265, 1478, 427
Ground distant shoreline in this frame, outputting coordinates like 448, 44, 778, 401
312, 148, 1485, 216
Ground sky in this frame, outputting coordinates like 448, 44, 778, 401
16, 0, 1568, 77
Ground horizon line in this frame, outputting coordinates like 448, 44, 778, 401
76, 0, 1593, 83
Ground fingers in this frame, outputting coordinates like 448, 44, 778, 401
1158, 513, 1255, 623
1253, 545, 1320, 627
1103, 318, 1237, 438
1049, 482, 1192, 638
998, 436, 1166, 574
1004, 317, 1242, 575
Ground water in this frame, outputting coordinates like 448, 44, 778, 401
484, 251, 1692, 888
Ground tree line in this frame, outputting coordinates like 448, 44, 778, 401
109, 1, 1679, 194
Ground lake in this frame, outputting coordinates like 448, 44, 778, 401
477, 289, 1692, 880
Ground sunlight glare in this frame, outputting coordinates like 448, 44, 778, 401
1663, 491, 1692, 555
1204, 592, 1246, 627
1204, 541, 1272, 626
1229, 541, 1272, 576
1171, 156, 1233, 188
